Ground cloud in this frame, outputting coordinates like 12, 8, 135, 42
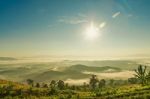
58, 18, 88, 24
99, 22, 106, 29
65, 78, 89, 85
69, 19, 88, 24
112, 12, 121, 18
127, 14, 133, 17
78, 13, 87, 18
58, 14, 88, 25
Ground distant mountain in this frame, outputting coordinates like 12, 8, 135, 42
0, 60, 139, 83
66, 64, 121, 72
31, 70, 90, 82
30, 64, 121, 82
61, 60, 139, 70
0, 57, 17, 61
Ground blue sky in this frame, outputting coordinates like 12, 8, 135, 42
0, 0, 150, 58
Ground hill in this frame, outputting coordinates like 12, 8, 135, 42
29, 64, 121, 82
0, 79, 150, 99
67, 64, 121, 72
0, 60, 141, 83
0, 57, 17, 61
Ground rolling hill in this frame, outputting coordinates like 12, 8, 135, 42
0, 59, 143, 83
29, 64, 121, 82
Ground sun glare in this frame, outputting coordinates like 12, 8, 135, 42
85, 22, 100, 40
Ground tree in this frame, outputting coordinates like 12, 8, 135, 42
128, 77, 139, 84
98, 79, 106, 89
49, 86, 57, 95
57, 80, 65, 90
70, 85, 76, 90
42, 83, 48, 88
35, 83, 40, 88
89, 75, 98, 90
26, 79, 34, 87
134, 65, 147, 85
65, 83, 69, 89
83, 82, 87, 91
50, 80, 56, 88
146, 71, 150, 84
109, 79, 114, 86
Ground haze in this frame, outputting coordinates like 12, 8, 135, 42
0, 0, 150, 59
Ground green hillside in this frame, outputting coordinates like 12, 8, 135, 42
0, 79, 150, 99
0, 57, 17, 61
0, 63, 123, 82
28, 64, 121, 82
67, 64, 121, 72
0, 65, 150, 99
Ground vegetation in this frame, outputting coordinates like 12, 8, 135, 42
89, 74, 98, 90
0, 65, 150, 99
134, 65, 147, 85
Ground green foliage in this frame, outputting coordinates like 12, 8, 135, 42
128, 77, 139, 84
98, 79, 106, 89
35, 83, 40, 88
134, 65, 150, 85
42, 83, 48, 88
50, 80, 56, 88
89, 75, 99, 90
57, 80, 65, 90
48, 87, 58, 95
26, 79, 34, 87
146, 71, 150, 84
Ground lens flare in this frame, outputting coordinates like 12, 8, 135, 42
85, 22, 100, 40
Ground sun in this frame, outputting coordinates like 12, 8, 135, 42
85, 22, 100, 40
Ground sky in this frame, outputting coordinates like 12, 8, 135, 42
0, 0, 150, 58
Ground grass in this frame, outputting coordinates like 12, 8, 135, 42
0, 79, 150, 99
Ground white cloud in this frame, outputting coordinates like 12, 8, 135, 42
99, 22, 106, 29
58, 19, 65, 22
70, 19, 88, 24
65, 78, 89, 85
58, 13, 88, 25
58, 18, 88, 24
78, 13, 87, 18
112, 12, 121, 18
127, 14, 133, 17
83, 71, 135, 79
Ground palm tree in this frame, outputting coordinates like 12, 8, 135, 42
146, 71, 150, 84
134, 65, 147, 85
89, 75, 98, 90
